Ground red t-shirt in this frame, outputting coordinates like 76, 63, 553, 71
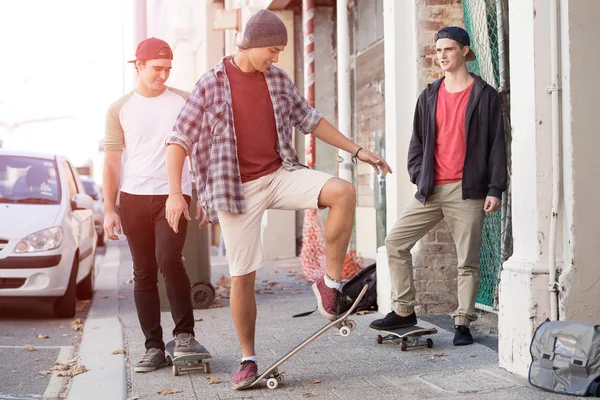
225, 60, 282, 183
434, 80, 474, 185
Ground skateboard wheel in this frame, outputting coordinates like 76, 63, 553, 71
340, 326, 352, 337
172, 365, 180, 376
204, 363, 211, 373
400, 342, 407, 351
376, 335, 383, 344
276, 374, 285, 384
267, 377, 279, 389
347, 320, 357, 331
426, 338, 433, 348
191, 283, 215, 309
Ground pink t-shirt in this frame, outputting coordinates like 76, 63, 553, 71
434, 80, 474, 185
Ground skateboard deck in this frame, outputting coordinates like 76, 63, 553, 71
247, 283, 369, 390
371, 325, 438, 351
165, 339, 212, 376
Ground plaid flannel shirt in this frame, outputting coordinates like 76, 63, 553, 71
166, 58, 322, 223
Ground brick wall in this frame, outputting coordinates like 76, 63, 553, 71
412, 0, 465, 315
417, 0, 464, 91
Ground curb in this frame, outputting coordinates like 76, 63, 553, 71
67, 245, 127, 400
43, 346, 74, 400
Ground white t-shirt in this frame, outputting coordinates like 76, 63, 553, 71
104, 87, 192, 196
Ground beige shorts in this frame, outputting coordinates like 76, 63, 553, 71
217, 166, 334, 276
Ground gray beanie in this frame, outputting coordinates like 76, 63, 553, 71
239, 9, 288, 49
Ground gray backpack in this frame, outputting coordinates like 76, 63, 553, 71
529, 320, 600, 397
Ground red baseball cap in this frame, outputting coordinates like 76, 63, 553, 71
127, 37, 173, 63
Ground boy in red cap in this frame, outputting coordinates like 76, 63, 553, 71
103, 37, 200, 373
165, 10, 391, 389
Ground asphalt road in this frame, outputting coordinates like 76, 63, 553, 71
0, 247, 104, 400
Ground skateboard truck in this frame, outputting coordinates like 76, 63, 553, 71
263, 368, 285, 389
372, 326, 437, 351
164, 340, 212, 376
336, 319, 357, 337
376, 333, 434, 351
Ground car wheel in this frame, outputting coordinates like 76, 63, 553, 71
77, 263, 95, 300
97, 233, 105, 247
53, 258, 78, 318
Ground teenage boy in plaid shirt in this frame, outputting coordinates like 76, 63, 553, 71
165, 9, 391, 389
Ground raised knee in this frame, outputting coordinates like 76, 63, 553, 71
335, 180, 356, 206
385, 234, 413, 253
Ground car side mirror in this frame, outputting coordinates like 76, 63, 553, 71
72, 193, 94, 211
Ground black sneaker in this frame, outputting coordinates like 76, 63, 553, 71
453, 325, 474, 346
369, 311, 417, 330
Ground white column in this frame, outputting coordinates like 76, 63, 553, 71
337, 0, 352, 183
377, 0, 418, 314
499, 0, 554, 377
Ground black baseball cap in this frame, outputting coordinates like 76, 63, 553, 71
435, 26, 476, 62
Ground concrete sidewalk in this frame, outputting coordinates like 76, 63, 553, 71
70, 242, 571, 400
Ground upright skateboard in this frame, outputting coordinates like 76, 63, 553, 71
371, 325, 438, 351
247, 284, 369, 390
165, 339, 212, 376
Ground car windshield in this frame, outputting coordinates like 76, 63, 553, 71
0, 155, 61, 205
81, 180, 98, 197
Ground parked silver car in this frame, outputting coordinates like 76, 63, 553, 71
0, 149, 97, 317
79, 175, 105, 246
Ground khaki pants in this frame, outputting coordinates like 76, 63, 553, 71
385, 181, 485, 326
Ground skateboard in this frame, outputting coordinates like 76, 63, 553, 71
371, 325, 438, 351
247, 283, 369, 390
165, 339, 212, 376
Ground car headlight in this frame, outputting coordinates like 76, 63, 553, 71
15, 227, 63, 253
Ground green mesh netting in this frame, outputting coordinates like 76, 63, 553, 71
463, 0, 512, 312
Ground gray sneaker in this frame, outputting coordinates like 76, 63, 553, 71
134, 348, 167, 373
174, 332, 198, 357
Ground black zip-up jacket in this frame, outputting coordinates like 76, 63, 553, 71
408, 74, 507, 204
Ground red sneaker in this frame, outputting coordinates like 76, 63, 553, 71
312, 277, 341, 321
232, 360, 258, 390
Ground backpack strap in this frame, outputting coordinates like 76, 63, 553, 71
292, 307, 317, 318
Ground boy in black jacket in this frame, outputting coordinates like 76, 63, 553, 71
370, 27, 507, 346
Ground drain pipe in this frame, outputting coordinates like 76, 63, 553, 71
337, 0, 353, 183
547, 0, 561, 321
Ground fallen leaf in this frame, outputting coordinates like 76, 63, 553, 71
62, 334, 71, 337
425, 352, 448, 361
102, 296, 109, 299
51, 363, 70, 372
70, 319, 84, 331
39, 370, 51, 376
157, 389, 183, 395
37, 334, 49, 339
309, 379, 321, 384
25, 344, 36, 351
72, 365, 87, 377
470, 354, 477, 358
303, 393, 317, 398
207, 377, 221, 384
112, 349, 126, 355
194, 318, 203, 322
